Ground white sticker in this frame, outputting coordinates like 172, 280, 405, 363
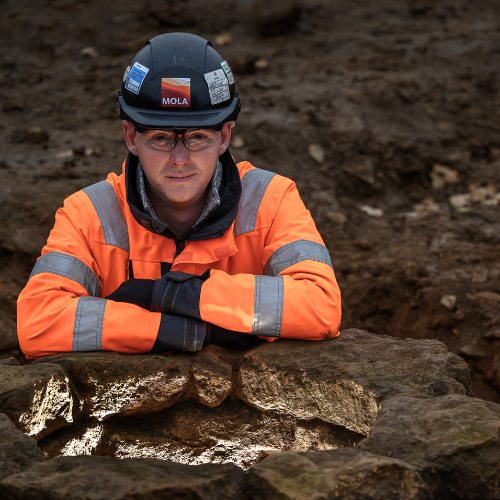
221, 60, 235, 85
122, 65, 131, 83
125, 62, 149, 95
204, 69, 230, 105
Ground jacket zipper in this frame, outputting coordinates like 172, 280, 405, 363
174, 239, 186, 258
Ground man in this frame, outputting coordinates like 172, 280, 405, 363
17, 33, 341, 358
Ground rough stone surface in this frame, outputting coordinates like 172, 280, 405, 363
0, 358, 19, 366
0, 332, 494, 498
359, 394, 500, 499
0, 363, 73, 440
246, 448, 431, 500
239, 330, 471, 435
95, 402, 362, 468
34, 345, 234, 420
0, 456, 245, 499
0, 413, 44, 481
30, 331, 471, 466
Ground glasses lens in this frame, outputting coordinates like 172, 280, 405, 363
138, 129, 218, 151
139, 130, 176, 152
184, 129, 218, 151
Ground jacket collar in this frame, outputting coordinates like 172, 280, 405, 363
125, 149, 242, 242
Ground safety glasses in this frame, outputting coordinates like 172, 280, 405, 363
135, 127, 221, 152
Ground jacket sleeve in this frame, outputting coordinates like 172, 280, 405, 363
167, 174, 341, 341
17, 189, 205, 359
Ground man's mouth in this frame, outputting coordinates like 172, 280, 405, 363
167, 173, 196, 180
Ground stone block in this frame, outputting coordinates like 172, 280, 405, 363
34, 344, 233, 420
0, 413, 43, 481
359, 394, 500, 499
246, 448, 431, 500
239, 330, 471, 435
0, 456, 245, 499
0, 363, 73, 440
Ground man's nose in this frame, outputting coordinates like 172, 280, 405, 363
170, 138, 189, 165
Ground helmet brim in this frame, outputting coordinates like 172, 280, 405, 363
117, 93, 240, 129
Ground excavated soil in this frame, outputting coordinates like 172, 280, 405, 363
1, 0, 500, 402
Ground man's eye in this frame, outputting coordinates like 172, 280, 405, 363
153, 135, 169, 142
190, 133, 207, 140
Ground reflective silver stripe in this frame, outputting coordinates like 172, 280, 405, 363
73, 296, 107, 351
252, 275, 284, 338
264, 240, 333, 277
184, 318, 197, 352
29, 252, 101, 297
234, 168, 276, 237
82, 181, 130, 252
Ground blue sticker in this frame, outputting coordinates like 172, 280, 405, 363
125, 62, 149, 95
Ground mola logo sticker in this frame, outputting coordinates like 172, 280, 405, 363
161, 78, 190, 107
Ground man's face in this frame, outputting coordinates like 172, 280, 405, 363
123, 121, 231, 211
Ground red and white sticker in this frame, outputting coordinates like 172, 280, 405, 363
204, 69, 230, 105
161, 78, 190, 107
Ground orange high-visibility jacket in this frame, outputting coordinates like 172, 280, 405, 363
18, 151, 341, 359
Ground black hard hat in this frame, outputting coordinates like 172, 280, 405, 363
117, 32, 241, 129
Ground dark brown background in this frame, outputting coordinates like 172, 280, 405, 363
1, 0, 500, 401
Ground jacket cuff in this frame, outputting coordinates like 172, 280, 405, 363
150, 314, 206, 353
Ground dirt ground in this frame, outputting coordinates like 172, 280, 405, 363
1, 0, 500, 402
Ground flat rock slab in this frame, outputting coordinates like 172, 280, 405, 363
34, 345, 233, 420
358, 394, 500, 499
0, 363, 73, 440
0, 413, 44, 481
246, 448, 431, 500
0, 456, 245, 500
239, 329, 471, 435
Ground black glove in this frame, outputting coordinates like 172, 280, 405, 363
105, 279, 156, 309
151, 270, 210, 319
205, 324, 265, 351
106, 270, 209, 316
106, 276, 209, 353
151, 314, 207, 353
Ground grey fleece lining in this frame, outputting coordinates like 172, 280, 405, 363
136, 159, 222, 231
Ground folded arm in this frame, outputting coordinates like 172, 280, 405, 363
17, 194, 206, 359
